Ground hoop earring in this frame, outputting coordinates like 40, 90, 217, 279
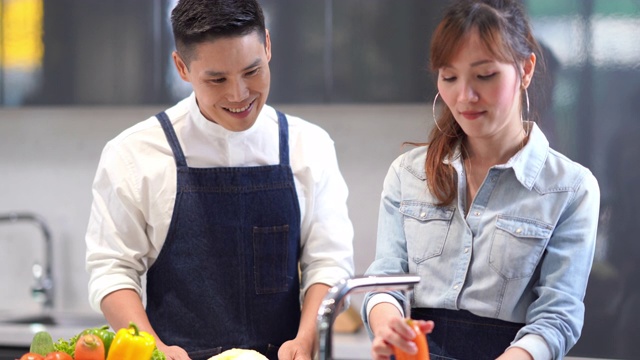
432, 92, 445, 133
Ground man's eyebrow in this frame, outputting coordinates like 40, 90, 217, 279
204, 58, 263, 77
243, 58, 262, 71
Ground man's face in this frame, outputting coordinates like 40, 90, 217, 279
173, 30, 271, 132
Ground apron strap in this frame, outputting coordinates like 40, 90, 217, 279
276, 110, 290, 166
156, 111, 187, 168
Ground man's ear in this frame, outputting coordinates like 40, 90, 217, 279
172, 51, 190, 82
265, 29, 272, 62
522, 52, 536, 89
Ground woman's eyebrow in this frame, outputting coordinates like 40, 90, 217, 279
470, 59, 494, 67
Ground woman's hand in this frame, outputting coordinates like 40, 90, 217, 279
369, 303, 433, 360
371, 317, 433, 360
496, 347, 534, 360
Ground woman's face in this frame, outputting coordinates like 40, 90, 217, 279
437, 30, 534, 142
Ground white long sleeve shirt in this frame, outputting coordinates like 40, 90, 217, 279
85, 93, 355, 312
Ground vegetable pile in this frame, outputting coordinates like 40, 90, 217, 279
18, 322, 166, 360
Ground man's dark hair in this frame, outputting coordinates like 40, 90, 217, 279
171, 0, 266, 65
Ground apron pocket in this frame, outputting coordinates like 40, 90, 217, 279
253, 225, 290, 294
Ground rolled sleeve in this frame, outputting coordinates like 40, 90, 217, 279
85, 142, 151, 312
509, 334, 552, 360
298, 133, 354, 296
517, 170, 600, 358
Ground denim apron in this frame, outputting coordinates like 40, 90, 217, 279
146, 111, 301, 360
412, 308, 525, 360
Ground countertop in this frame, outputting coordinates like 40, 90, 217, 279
0, 314, 614, 360
331, 330, 615, 360
0, 310, 107, 347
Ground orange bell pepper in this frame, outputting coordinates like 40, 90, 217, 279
105, 322, 156, 360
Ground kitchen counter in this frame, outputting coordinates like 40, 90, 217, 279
0, 310, 106, 346
0, 322, 97, 347
0, 310, 106, 359
0, 316, 614, 360
331, 330, 615, 360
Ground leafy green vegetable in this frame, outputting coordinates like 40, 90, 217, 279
151, 347, 167, 360
53, 333, 79, 357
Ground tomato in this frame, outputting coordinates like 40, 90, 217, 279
43, 351, 73, 360
19, 353, 44, 360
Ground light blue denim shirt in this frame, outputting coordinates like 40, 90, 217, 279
362, 123, 600, 359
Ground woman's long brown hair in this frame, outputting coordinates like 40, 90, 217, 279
425, 0, 543, 206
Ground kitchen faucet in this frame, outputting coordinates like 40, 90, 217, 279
316, 274, 421, 360
0, 212, 54, 311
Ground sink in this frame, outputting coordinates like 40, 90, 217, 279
0, 311, 108, 347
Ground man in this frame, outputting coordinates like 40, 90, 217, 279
85, 1, 354, 359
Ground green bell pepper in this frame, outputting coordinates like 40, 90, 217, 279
81, 324, 116, 357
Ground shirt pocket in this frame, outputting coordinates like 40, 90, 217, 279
489, 215, 553, 280
400, 201, 454, 263
253, 225, 290, 294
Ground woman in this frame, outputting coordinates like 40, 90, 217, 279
361, 1, 600, 359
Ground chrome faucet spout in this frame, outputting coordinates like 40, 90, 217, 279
0, 212, 54, 310
316, 274, 420, 360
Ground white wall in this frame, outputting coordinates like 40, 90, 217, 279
0, 104, 431, 313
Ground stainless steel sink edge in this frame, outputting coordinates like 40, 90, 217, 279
0, 310, 107, 347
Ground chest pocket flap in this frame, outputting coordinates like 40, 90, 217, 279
400, 202, 454, 261
491, 215, 553, 279
400, 202, 454, 222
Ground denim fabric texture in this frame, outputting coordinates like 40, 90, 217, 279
364, 123, 600, 359
146, 111, 301, 360
413, 308, 523, 360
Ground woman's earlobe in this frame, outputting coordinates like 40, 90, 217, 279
522, 75, 532, 89
522, 53, 537, 88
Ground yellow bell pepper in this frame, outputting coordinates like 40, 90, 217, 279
105, 321, 156, 360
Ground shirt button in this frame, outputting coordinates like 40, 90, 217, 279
516, 228, 523, 234
420, 212, 426, 218
453, 285, 459, 290
474, 211, 480, 216
464, 248, 469, 253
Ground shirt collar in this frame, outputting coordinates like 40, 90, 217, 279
445, 122, 549, 190
508, 122, 549, 190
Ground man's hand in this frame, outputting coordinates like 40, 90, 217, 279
157, 343, 191, 360
277, 337, 313, 360
101, 289, 192, 360
277, 284, 331, 359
